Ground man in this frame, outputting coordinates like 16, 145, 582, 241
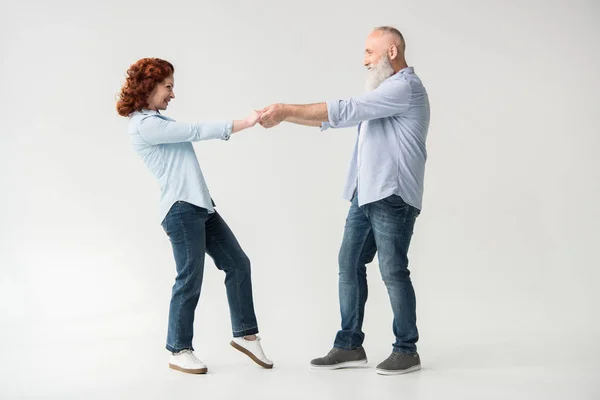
259, 26, 430, 375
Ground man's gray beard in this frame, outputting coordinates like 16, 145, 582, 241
365, 55, 394, 91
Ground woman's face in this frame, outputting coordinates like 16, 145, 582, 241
147, 75, 175, 111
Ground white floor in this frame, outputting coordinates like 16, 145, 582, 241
2, 334, 598, 400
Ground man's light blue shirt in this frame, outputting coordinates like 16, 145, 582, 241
128, 109, 232, 222
323, 66, 430, 210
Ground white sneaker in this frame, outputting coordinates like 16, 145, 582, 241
169, 349, 208, 374
230, 336, 273, 369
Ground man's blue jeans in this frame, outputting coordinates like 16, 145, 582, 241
334, 194, 421, 354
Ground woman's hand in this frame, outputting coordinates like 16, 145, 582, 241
232, 110, 262, 134
245, 110, 261, 127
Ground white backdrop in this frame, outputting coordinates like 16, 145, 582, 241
1, 0, 599, 398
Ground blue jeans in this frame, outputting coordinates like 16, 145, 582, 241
334, 194, 421, 354
161, 201, 258, 353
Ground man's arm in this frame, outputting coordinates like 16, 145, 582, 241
284, 103, 329, 122
284, 117, 359, 130
285, 117, 323, 127
260, 103, 328, 128
326, 79, 411, 127
259, 79, 410, 129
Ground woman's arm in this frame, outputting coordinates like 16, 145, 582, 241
137, 111, 260, 145
232, 111, 261, 133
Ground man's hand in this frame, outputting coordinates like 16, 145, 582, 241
259, 104, 288, 128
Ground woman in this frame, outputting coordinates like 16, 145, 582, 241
116, 58, 272, 374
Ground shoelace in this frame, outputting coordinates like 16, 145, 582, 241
177, 349, 201, 363
248, 336, 269, 361
255, 338, 268, 358
188, 352, 201, 363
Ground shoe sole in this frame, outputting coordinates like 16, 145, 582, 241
376, 364, 421, 375
230, 341, 274, 369
310, 358, 368, 370
169, 363, 208, 374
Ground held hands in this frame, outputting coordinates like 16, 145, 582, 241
258, 104, 287, 129
241, 105, 286, 129
234, 104, 287, 134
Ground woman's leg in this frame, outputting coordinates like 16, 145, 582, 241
162, 202, 209, 352
205, 211, 258, 337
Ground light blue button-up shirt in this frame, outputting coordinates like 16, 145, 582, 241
323, 67, 430, 210
128, 109, 232, 222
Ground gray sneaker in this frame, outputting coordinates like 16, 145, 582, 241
310, 347, 368, 370
375, 352, 421, 375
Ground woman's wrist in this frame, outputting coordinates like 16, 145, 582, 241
232, 119, 249, 134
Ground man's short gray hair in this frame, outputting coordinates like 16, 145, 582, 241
374, 26, 406, 51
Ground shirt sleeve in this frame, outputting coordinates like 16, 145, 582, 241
320, 120, 360, 131
326, 78, 411, 127
138, 115, 233, 145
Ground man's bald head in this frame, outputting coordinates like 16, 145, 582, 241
374, 26, 406, 53
364, 26, 408, 74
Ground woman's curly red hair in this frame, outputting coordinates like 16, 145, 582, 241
116, 58, 174, 117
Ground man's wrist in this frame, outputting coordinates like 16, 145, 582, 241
281, 104, 292, 120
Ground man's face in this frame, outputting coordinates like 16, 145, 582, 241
363, 32, 395, 91
363, 31, 388, 69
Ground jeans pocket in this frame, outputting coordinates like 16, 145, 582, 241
162, 201, 185, 233
379, 195, 421, 224
382, 194, 408, 207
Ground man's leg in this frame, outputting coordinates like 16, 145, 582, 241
364, 194, 422, 374
334, 196, 378, 349
311, 196, 377, 369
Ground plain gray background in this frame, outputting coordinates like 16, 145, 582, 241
1, 0, 599, 398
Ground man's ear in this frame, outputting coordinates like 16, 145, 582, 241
388, 45, 398, 61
